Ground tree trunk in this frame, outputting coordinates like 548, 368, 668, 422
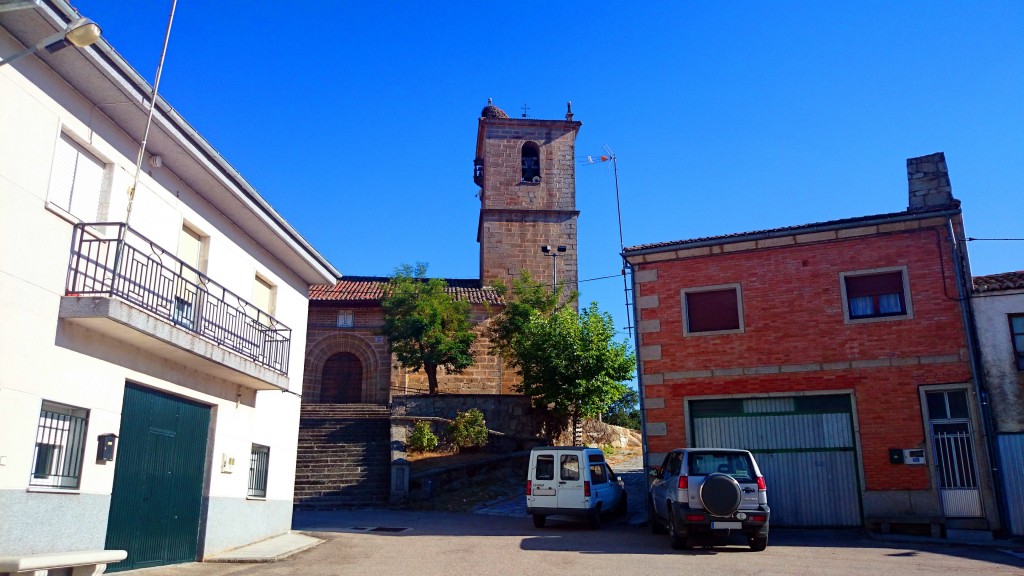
425, 363, 439, 395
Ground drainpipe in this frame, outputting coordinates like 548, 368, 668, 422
947, 217, 1007, 535
623, 258, 650, 471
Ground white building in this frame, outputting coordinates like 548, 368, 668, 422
971, 271, 1024, 536
0, 1, 339, 569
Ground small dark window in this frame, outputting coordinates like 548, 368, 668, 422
845, 271, 906, 319
927, 390, 970, 421
1010, 315, 1024, 371
535, 455, 555, 480
686, 288, 740, 333
521, 142, 540, 182
249, 444, 270, 498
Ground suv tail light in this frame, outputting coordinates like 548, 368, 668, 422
526, 480, 532, 496
756, 476, 766, 491
678, 476, 689, 489
584, 481, 591, 497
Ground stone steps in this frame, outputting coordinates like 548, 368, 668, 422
293, 403, 391, 511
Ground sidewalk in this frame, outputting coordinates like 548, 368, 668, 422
203, 532, 323, 563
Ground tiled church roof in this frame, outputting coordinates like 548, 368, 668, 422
310, 276, 504, 305
973, 271, 1024, 293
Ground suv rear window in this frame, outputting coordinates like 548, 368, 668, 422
688, 452, 754, 481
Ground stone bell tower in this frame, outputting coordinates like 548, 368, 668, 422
473, 100, 582, 292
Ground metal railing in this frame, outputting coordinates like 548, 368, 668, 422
65, 222, 290, 373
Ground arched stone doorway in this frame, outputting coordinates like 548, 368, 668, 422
320, 352, 363, 403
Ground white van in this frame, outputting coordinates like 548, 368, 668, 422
526, 446, 626, 528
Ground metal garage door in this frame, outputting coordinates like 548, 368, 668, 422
105, 384, 211, 571
690, 394, 861, 527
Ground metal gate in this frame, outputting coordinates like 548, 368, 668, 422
926, 389, 983, 518
105, 384, 211, 572
690, 395, 861, 527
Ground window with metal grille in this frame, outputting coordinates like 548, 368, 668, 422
30, 402, 88, 489
682, 285, 743, 335
1010, 314, 1024, 371
248, 444, 270, 498
840, 268, 910, 321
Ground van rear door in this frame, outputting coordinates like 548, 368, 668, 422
529, 451, 558, 509
555, 452, 586, 508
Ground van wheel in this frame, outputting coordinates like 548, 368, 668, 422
588, 505, 602, 530
532, 514, 546, 528
748, 536, 768, 551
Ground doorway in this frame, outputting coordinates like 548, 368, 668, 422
321, 352, 363, 403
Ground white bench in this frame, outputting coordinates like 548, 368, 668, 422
0, 550, 127, 576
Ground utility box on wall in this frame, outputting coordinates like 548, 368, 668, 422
903, 449, 926, 465
97, 434, 117, 461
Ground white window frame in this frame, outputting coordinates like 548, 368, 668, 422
681, 283, 745, 337
839, 265, 914, 324
46, 131, 110, 223
337, 310, 354, 328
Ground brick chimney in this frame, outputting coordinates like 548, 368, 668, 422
907, 152, 956, 211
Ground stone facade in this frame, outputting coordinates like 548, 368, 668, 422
303, 301, 520, 403
304, 102, 581, 405
476, 108, 582, 292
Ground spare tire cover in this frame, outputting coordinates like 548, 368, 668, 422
699, 473, 742, 516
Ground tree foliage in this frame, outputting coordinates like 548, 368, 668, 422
491, 273, 636, 438
602, 387, 641, 430
380, 263, 476, 394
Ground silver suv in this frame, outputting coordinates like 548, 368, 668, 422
648, 448, 770, 551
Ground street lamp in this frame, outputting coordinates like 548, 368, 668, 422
540, 245, 567, 292
0, 15, 101, 68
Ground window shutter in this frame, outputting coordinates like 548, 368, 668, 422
845, 271, 903, 298
686, 288, 740, 332
252, 276, 274, 315
48, 133, 104, 221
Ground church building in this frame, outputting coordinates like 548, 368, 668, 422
303, 101, 583, 404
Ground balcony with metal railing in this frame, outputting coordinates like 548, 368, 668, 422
58, 222, 292, 391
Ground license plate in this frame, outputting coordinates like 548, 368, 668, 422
711, 521, 742, 529
533, 488, 555, 496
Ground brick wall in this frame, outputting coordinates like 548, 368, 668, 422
633, 220, 972, 491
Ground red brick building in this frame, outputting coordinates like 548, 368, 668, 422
623, 153, 1000, 536
303, 101, 581, 403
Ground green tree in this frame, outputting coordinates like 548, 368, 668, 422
489, 271, 567, 360
492, 276, 635, 440
602, 387, 641, 430
381, 263, 476, 394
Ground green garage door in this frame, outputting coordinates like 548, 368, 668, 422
690, 394, 862, 527
105, 384, 210, 572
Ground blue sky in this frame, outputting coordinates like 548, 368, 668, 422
72, 1, 1023, 343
